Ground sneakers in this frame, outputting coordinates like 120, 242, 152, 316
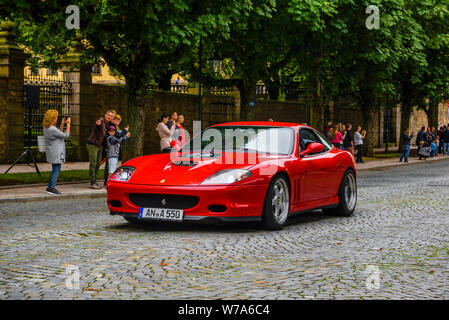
90, 183, 100, 189
46, 187, 61, 195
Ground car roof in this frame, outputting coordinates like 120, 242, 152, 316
210, 121, 310, 129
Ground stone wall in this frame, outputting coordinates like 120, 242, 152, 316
255, 100, 310, 123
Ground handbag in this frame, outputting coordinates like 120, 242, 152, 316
37, 135, 46, 153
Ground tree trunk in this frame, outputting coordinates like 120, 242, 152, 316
238, 78, 257, 121
309, 80, 324, 132
156, 70, 175, 91
359, 87, 377, 157
424, 102, 439, 129
265, 72, 280, 101
122, 76, 146, 161
398, 82, 414, 153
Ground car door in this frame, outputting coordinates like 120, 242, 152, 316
297, 128, 335, 202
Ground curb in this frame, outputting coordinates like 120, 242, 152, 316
0, 191, 106, 204
357, 156, 449, 172
0, 180, 91, 190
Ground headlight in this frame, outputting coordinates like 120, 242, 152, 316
109, 166, 136, 182
201, 169, 252, 185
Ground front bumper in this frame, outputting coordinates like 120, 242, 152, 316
110, 211, 262, 223
107, 182, 268, 220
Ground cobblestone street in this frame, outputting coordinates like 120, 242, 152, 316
1, 160, 448, 300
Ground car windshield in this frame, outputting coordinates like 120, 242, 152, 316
182, 126, 295, 155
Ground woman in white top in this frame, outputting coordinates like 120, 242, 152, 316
156, 113, 175, 153
354, 126, 366, 163
42, 109, 71, 194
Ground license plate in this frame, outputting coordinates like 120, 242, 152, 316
138, 207, 183, 221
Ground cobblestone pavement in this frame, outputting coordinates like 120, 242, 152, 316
1, 160, 448, 300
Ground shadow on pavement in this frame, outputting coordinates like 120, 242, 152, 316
105, 209, 337, 234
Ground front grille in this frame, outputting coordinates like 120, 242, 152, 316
129, 193, 199, 209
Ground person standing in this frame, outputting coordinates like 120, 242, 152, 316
354, 126, 366, 163
400, 128, 414, 163
156, 113, 176, 153
87, 109, 115, 189
331, 124, 343, 149
437, 126, 444, 154
430, 140, 437, 158
343, 123, 354, 155
105, 126, 130, 181
166, 112, 178, 130
43, 110, 71, 195
172, 114, 186, 147
441, 125, 449, 155
416, 126, 426, 155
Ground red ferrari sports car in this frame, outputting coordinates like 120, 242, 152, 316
107, 122, 357, 230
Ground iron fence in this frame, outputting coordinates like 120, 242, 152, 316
23, 72, 72, 147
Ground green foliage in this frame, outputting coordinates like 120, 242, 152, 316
1, 0, 449, 153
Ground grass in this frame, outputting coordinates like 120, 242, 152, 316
363, 152, 402, 162
0, 169, 105, 186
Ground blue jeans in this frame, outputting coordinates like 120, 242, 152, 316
444, 142, 449, 155
48, 163, 61, 189
400, 145, 410, 162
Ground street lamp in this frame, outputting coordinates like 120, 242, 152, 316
208, 53, 222, 74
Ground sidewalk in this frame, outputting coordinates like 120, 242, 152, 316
0, 156, 448, 203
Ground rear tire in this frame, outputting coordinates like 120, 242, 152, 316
262, 175, 290, 230
323, 169, 357, 216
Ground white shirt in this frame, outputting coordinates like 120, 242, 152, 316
354, 131, 363, 146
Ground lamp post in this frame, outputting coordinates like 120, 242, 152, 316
208, 52, 223, 74
198, 37, 203, 122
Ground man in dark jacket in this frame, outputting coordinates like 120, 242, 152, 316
400, 128, 414, 163
442, 125, 449, 155
416, 127, 426, 155
166, 112, 178, 130
87, 109, 115, 189
343, 123, 354, 155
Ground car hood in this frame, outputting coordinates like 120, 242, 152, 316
122, 152, 282, 186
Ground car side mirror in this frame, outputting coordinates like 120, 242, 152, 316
300, 142, 324, 157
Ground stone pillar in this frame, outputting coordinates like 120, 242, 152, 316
0, 21, 29, 163
61, 44, 92, 161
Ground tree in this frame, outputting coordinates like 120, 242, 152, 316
317, 0, 427, 155
200, 0, 338, 121
1, 0, 267, 160
393, 0, 449, 150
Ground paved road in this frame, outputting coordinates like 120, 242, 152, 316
1, 160, 448, 299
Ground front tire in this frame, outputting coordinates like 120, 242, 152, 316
262, 175, 290, 230
323, 169, 357, 216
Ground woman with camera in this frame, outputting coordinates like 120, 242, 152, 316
42, 109, 71, 195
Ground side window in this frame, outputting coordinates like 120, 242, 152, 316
299, 129, 321, 151
314, 130, 332, 151
299, 129, 331, 154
